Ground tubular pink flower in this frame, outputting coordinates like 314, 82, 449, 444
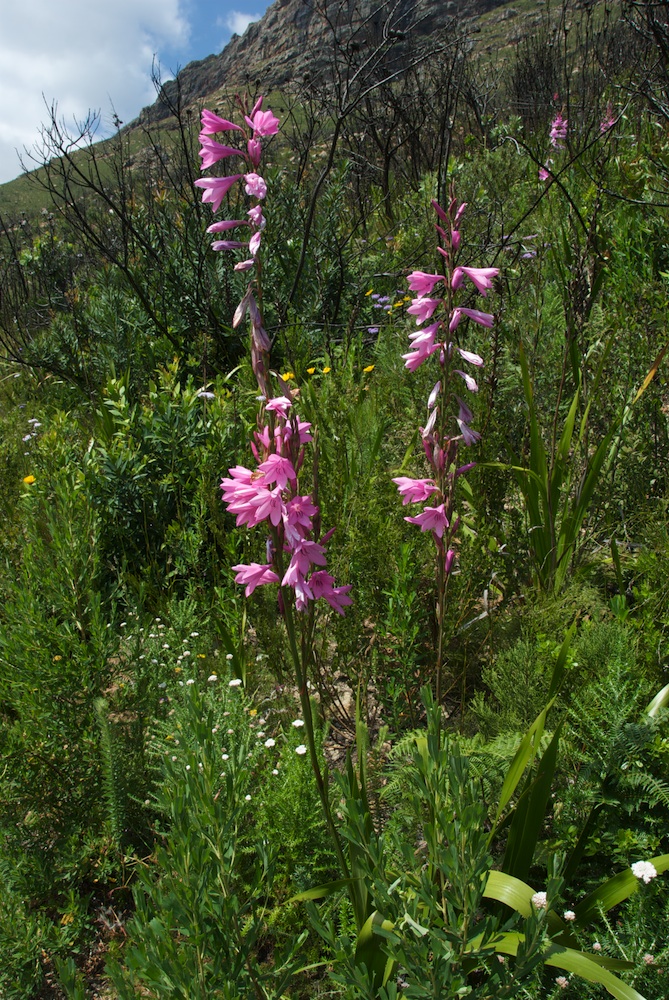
455, 369, 479, 392
194, 175, 243, 212
407, 271, 443, 296
207, 219, 247, 233
200, 109, 244, 135
451, 307, 494, 331
456, 347, 484, 367
539, 164, 551, 182
392, 477, 438, 505
235, 259, 256, 271
405, 503, 449, 538
198, 137, 244, 169
247, 138, 262, 166
257, 453, 297, 489
232, 562, 279, 597
402, 341, 439, 372
407, 297, 442, 325
265, 396, 292, 417
245, 109, 280, 137
244, 173, 267, 199
212, 240, 247, 251
249, 485, 285, 526
457, 418, 481, 445
453, 202, 467, 225
428, 381, 441, 408
451, 266, 499, 296
309, 571, 353, 615
247, 205, 265, 228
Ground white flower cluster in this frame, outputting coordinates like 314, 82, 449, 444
531, 891, 547, 910
631, 860, 658, 884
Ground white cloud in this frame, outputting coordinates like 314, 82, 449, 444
0, 0, 190, 185
221, 10, 261, 37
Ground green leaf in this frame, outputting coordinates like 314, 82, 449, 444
354, 910, 396, 990
490, 707, 548, 834
482, 870, 534, 916
290, 877, 359, 902
502, 723, 562, 881
544, 945, 647, 1000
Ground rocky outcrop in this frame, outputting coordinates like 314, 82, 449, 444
139, 0, 509, 123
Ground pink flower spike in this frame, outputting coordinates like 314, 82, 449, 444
194, 175, 243, 212
455, 369, 479, 392
457, 347, 484, 367
550, 112, 568, 148
232, 562, 279, 597
244, 173, 267, 199
198, 137, 244, 169
407, 297, 441, 325
392, 477, 438, 505
200, 109, 244, 135
407, 271, 443, 296
405, 503, 449, 538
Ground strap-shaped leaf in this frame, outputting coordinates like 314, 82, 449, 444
354, 910, 396, 990
490, 707, 547, 833
544, 945, 647, 1000
502, 723, 562, 881
646, 682, 669, 718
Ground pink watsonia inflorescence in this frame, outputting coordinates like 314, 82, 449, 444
549, 112, 568, 149
394, 192, 499, 581
195, 95, 278, 270
200, 98, 352, 618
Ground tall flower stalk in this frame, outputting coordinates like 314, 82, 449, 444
196, 97, 352, 879
395, 191, 499, 708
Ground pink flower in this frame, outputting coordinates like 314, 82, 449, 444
249, 231, 262, 255
265, 396, 292, 418
245, 109, 280, 137
407, 297, 442, 325
407, 271, 443, 296
456, 347, 484, 367
244, 173, 267, 199
450, 307, 494, 331
207, 219, 247, 233
200, 109, 244, 135
392, 477, 438, 505
211, 240, 246, 251
451, 266, 499, 296
232, 562, 279, 596
405, 503, 449, 537
247, 205, 265, 228
194, 175, 243, 212
247, 138, 262, 166
457, 418, 481, 446
235, 259, 256, 271
600, 103, 616, 133
455, 369, 479, 392
198, 137, 243, 170
257, 453, 297, 489
539, 164, 551, 182
550, 113, 568, 149
309, 571, 353, 615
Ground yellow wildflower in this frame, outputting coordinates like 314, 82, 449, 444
365, 288, 373, 296
363, 365, 375, 373
23, 475, 36, 484
249, 708, 258, 717
307, 367, 316, 375
53, 655, 62, 662
322, 367, 331, 374
280, 372, 295, 382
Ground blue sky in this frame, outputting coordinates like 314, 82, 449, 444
0, 0, 271, 185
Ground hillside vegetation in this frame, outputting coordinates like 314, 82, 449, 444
1, 1, 669, 997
